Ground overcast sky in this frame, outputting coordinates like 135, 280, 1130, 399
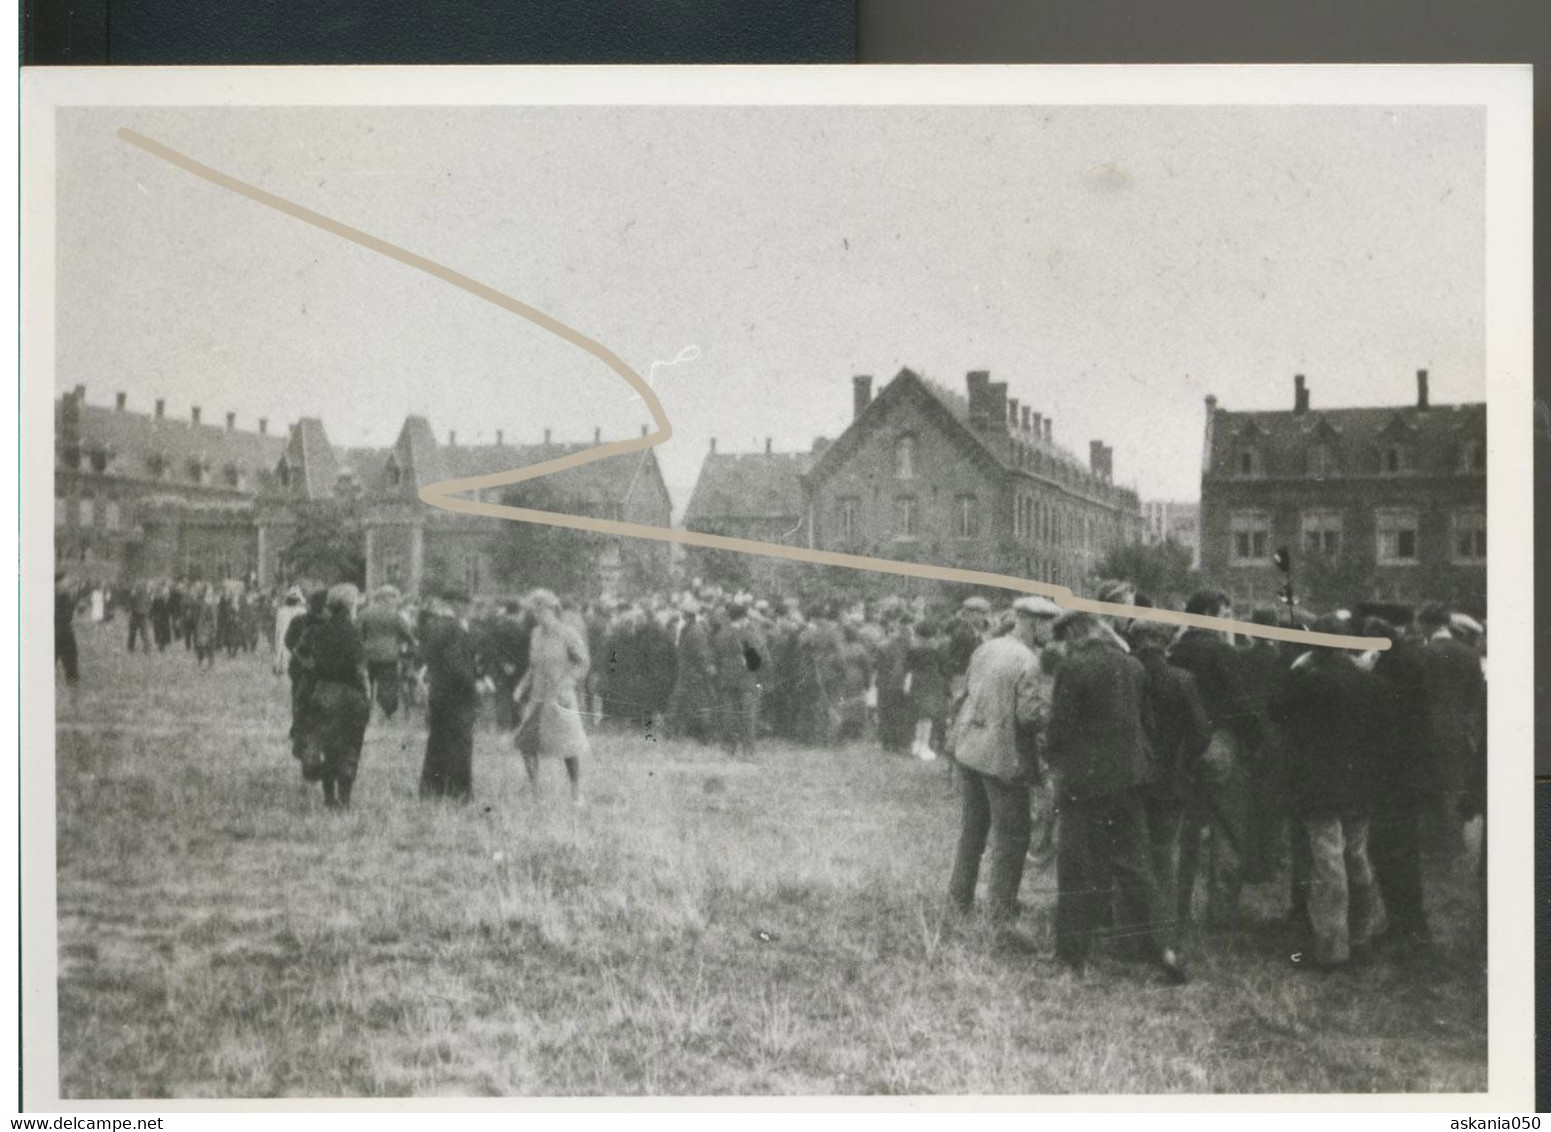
55, 103, 1484, 507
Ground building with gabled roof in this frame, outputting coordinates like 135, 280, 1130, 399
799, 367, 1142, 592
1199, 370, 1485, 614
55, 385, 673, 597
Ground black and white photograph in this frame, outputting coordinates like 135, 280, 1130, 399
19, 67, 1533, 1107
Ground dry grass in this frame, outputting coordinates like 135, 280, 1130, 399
54, 622, 1487, 1098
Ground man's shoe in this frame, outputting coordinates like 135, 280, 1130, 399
992, 927, 1042, 956
1159, 949, 1191, 986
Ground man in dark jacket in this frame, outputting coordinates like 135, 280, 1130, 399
1270, 615, 1392, 970
1130, 620, 1212, 947
419, 596, 482, 802
55, 571, 79, 686
1367, 616, 1433, 950
1415, 602, 1487, 863
712, 598, 766, 758
1047, 613, 1188, 984
1169, 589, 1264, 927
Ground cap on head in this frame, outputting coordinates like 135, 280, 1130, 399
1096, 579, 1134, 606
1012, 595, 1063, 619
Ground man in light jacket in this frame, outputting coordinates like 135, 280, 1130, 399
945, 596, 1053, 951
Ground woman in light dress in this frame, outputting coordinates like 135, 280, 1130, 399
513, 589, 592, 807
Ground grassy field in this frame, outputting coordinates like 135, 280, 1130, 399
53, 621, 1487, 1098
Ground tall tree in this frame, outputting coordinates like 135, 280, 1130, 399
280, 499, 365, 586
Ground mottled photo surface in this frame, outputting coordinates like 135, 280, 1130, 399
31, 73, 1514, 1104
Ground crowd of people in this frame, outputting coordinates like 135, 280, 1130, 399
54, 566, 1488, 985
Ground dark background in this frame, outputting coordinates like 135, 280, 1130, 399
20, 0, 1547, 1107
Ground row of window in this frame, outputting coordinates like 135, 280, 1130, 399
55, 497, 124, 530
1228, 508, 1486, 566
1233, 441, 1483, 479
835, 492, 1120, 549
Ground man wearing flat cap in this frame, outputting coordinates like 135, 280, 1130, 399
945, 595, 1054, 951
1047, 611, 1188, 984
945, 595, 993, 702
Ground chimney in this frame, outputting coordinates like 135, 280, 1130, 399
448, 430, 457, 446
1008, 397, 1020, 432
765, 437, 773, 454
1205, 394, 1218, 413
852, 375, 873, 420
1103, 444, 1115, 482
1032, 411, 1043, 440
594, 426, 602, 444
115, 391, 127, 412
1090, 440, 1104, 474
258, 418, 268, 435
225, 411, 236, 433
191, 406, 202, 426
1416, 368, 1430, 412
710, 437, 717, 454
986, 382, 1008, 435
641, 424, 649, 437
1021, 406, 1032, 434
543, 427, 552, 445
966, 370, 991, 428
495, 429, 503, 446
73, 384, 85, 401
155, 398, 165, 420
1293, 374, 1308, 414
1043, 418, 1053, 444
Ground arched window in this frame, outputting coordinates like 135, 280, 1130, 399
895, 435, 916, 480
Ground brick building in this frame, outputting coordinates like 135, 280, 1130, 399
681, 438, 816, 591
54, 387, 672, 597
799, 368, 1143, 592
1199, 370, 1486, 615
1141, 500, 1200, 568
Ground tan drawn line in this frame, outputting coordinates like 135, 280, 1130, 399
117, 127, 1388, 653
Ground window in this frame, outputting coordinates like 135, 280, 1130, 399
382, 554, 403, 585
224, 464, 241, 488
1459, 442, 1483, 473
895, 435, 916, 480
954, 495, 980, 539
1381, 445, 1410, 475
1306, 444, 1335, 478
1236, 448, 1261, 477
894, 496, 919, 539
90, 447, 109, 474
276, 458, 292, 489
187, 459, 206, 485
838, 496, 859, 541
1301, 509, 1343, 557
146, 453, 166, 479
1453, 510, 1486, 563
1230, 511, 1271, 563
1376, 509, 1419, 564
386, 457, 403, 487
105, 501, 121, 529
1013, 495, 1030, 539
78, 498, 95, 528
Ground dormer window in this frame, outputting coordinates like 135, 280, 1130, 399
895, 435, 916, 480
1306, 444, 1335, 478
1235, 448, 1261, 477
386, 456, 403, 487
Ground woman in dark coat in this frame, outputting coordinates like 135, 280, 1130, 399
303, 584, 371, 809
